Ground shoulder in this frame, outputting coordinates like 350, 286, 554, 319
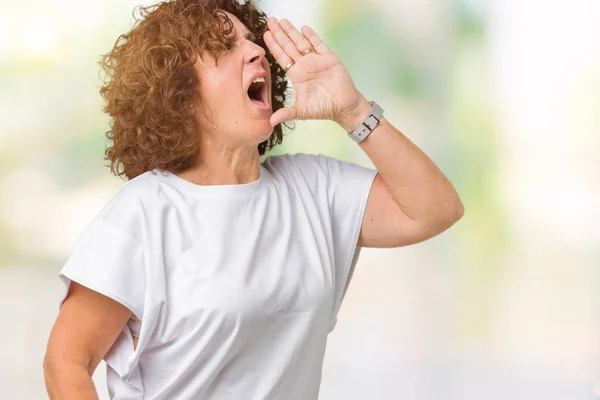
108, 169, 168, 204
90, 170, 163, 237
262, 152, 375, 182
102, 171, 155, 209
262, 152, 329, 178
261, 152, 331, 197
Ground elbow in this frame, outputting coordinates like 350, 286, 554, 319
435, 195, 464, 233
43, 351, 53, 380
43, 350, 95, 399
453, 196, 465, 222
43, 352, 58, 398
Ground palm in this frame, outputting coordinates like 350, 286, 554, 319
263, 19, 361, 126
287, 52, 357, 121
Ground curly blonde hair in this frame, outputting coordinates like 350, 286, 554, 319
99, 0, 290, 180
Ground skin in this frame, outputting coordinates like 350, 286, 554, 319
44, 10, 463, 399
176, 11, 273, 186
263, 16, 464, 247
44, 282, 131, 399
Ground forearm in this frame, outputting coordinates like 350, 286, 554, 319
44, 359, 100, 400
336, 93, 464, 227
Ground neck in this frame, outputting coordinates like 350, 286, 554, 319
176, 140, 261, 186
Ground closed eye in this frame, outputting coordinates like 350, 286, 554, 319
224, 31, 261, 51
245, 31, 257, 42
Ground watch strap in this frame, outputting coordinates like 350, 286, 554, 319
347, 101, 384, 143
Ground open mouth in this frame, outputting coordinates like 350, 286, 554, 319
246, 77, 270, 110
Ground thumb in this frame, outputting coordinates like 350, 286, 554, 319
270, 106, 298, 127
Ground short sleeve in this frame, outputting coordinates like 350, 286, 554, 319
57, 192, 147, 321
317, 155, 378, 331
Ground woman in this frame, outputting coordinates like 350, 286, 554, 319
43, 0, 463, 398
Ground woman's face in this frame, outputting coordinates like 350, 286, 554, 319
194, 11, 273, 148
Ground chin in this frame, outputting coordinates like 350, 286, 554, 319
242, 120, 270, 145
253, 121, 274, 143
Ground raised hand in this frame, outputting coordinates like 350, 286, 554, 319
263, 17, 364, 127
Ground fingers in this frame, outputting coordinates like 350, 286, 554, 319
279, 19, 314, 54
300, 25, 331, 55
267, 17, 302, 62
264, 17, 324, 71
263, 30, 294, 71
270, 106, 298, 127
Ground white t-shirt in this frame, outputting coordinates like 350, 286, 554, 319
58, 152, 377, 399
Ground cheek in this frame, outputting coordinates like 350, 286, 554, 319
211, 76, 241, 103
201, 80, 236, 114
199, 65, 244, 121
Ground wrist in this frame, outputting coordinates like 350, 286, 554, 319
334, 94, 372, 132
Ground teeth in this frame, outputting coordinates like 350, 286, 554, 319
252, 77, 265, 84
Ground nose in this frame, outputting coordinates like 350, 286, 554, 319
247, 41, 266, 65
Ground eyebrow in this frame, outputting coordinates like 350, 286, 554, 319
229, 29, 258, 43
244, 31, 257, 41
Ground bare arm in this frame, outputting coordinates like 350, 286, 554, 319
335, 94, 464, 248
44, 281, 133, 399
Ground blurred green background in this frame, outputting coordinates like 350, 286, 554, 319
1, 0, 599, 398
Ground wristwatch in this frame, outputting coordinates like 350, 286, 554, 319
347, 101, 384, 143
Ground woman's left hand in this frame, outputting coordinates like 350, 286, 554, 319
264, 17, 366, 128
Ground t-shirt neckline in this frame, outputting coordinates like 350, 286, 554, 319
151, 165, 267, 197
